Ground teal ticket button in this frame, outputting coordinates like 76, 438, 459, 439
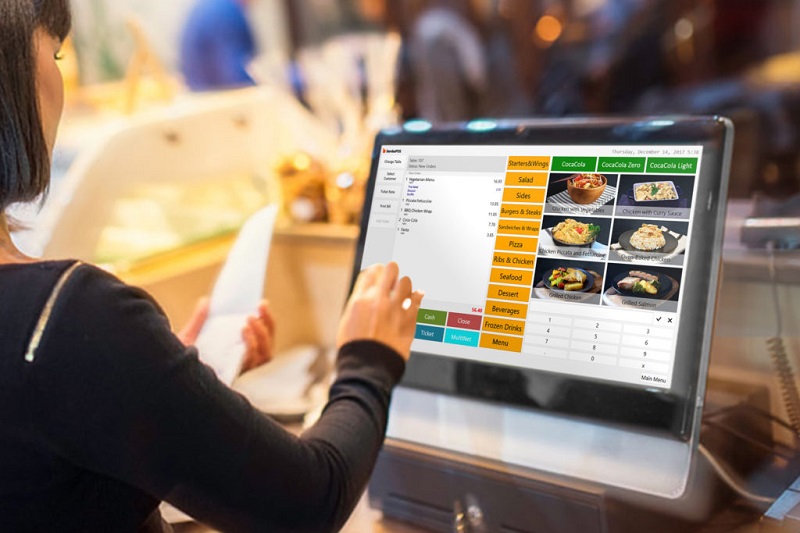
417, 308, 447, 326
415, 324, 445, 343
646, 157, 698, 174
444, 328, 480, 347
552, 156, 597, 172
598, 157, 646, 173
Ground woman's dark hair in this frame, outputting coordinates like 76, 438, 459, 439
0, 0, 71, 213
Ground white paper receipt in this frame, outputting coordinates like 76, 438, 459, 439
195, 205, 278, 385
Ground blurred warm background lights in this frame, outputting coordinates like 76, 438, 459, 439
674, 18, 694, 41
292, 152, 312, 171
534, 15, 562, 44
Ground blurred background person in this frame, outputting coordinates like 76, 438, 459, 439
407, 0, 488, 122
179, 0, 256, 90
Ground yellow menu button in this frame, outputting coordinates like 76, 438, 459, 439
507, 156, 550, 171
484, 300, 528, 319
502, 188, 545, 203
495, 236, 538, 253
479, 333, 523, 353
490, 268, 533, 286
487, 283, 531, 302
506, 172, 548, 187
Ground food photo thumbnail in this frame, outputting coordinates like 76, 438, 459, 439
544, 173, 619, 217
608, 218, 689, 266
615, 175, 695, 220
602, 263, 683, 312
539, 214, 611, 261
532, 257, 604, 306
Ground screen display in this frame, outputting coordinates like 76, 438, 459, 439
360, 144, 704, 391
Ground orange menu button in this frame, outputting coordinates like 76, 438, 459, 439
493, 252, 536, 268
502, 188, 545, 203
500, 204, 543, 219
484, 300, 528, 319
479, 333, 523, 353
507, 156, 550, 171
483, 316, 526, 335
490, 268, 533, 286
497, 220, 540, 236
495, 236, 538, 253
506, 172, 548, 187
487, 283, 531, 302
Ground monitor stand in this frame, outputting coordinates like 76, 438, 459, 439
369, 439, 702, 533
369, 379, 786, 532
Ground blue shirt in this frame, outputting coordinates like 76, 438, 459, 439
180, 0, 256, 91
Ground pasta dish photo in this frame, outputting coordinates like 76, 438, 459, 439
552, 219, 601, 246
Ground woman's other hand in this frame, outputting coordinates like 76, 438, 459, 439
241, 301, 276, 372
178, 298, 275, 373
336, 262, 424, 360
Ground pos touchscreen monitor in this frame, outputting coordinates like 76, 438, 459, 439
354, 117, 732, 442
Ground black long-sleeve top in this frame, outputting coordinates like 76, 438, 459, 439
0, 261, 405, 532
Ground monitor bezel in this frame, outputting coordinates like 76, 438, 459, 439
352, 116, 733, 440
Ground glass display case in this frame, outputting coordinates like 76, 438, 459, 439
93, 172, 269, 266
35, 87, 334, 256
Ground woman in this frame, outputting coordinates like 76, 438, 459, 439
0, 1, 423, 532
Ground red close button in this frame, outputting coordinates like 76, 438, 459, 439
446, 312, 482, 331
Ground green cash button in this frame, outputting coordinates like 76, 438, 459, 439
646, 157, 698, 174
551, 157, 597, 172
417, 308, 447, 326
598, 157, 646, 173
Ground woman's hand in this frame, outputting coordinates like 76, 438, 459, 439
336, 262, 424, 360
240, 301, 276, 372
178, 298, 276, 373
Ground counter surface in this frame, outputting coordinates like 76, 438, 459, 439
170, 495, 424, 532
169, 493, 775, 532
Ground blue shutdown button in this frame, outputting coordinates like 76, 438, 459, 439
415, 324, 445, 343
